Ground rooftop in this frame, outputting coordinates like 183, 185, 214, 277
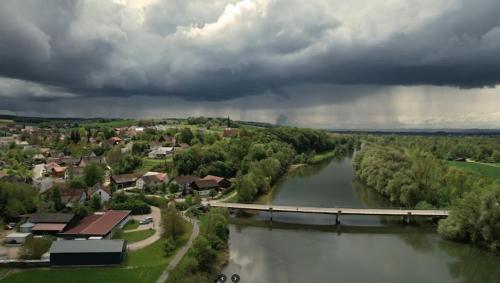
63, 210, 131, 236
29, 213, 75, 224
49, 239, 126, 254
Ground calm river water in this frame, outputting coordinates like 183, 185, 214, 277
222, 157, 500, 283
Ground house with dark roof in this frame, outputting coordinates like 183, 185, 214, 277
49, 239, 126, 266
158, 135, 176, 145
190, 179, 220, 196
136, 172, 168, 190
28, 213, 77, 234
60, 188, 87, 208
62, 210, 131, 239
111, 173, 141, 189
174, 175, 200, 191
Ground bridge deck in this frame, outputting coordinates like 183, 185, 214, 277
209, 202, 448, 217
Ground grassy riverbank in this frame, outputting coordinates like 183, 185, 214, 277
1, 223, 193, 283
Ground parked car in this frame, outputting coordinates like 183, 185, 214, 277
139, 217, 153, 225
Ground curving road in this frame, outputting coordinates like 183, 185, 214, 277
127, 206, 163, 251
156, 215, 200, 283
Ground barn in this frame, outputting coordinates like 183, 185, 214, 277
49, 240, 126, 266
49, 240, 127, 266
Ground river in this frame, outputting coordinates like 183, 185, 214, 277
221, 157, 500, 283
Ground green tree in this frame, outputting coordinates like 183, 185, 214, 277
178, 128, 194, 144
192, 236, 217, 272
51, 187, 64, 211
83, 162, 105, 187
236, 174, 258, 203
164, 236, 177, 256
162, 206, 186, 241
91, 194, 101, 210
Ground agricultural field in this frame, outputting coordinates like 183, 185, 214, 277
448, 161, 500, 179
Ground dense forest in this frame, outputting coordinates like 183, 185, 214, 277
354, 135, 500, 254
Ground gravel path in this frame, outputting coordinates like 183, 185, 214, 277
155, 216, 200, 283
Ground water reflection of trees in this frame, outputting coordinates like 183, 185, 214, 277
438, 240, 500, 283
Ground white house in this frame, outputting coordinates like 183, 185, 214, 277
89, 183, 111, 204
136, 172, 168, 190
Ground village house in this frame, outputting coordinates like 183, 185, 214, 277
60, 188, 87, 208
190, 179, 220, 196
158, 135, 176, 145
148, 146, 174, 159
89, 183, 111, 204
45, 162, 67, 178
136, 172, 168, 190
111, 173, 141, 189
174, 175, 200, 192
201, 175, 231, 188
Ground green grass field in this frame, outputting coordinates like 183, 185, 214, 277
122, 229, 155, 244
138, 158, 172, 173
1, 222, 193, 283
448, 161, 500, 179
123, 220, 139, 231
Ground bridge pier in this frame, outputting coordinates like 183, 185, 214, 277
404, 212, 411, 225
269, 207, 273, 223
335, 210, 342, 225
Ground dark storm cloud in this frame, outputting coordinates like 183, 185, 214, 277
0, 0, 500, 101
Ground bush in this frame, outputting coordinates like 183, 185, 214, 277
164, 236, 176, 256
19, 237, 53, 259
110, 193, 151, 215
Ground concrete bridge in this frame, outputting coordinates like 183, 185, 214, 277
207, 202, 448, 224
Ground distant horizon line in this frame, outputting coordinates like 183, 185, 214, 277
1, 113, 500, 133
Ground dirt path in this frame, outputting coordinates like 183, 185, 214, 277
127, 206, 162, 251
155, 216, 200, 283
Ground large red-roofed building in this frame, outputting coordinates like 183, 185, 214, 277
62, 210, 131, 239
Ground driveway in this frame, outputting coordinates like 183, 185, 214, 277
127, 206, 163, 251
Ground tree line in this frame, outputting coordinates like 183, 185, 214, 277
354, 137, 500, 254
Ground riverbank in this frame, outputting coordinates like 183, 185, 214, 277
308, 149, 340, 163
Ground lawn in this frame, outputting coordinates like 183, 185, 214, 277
448, 161, 500, 179
122, 229, 155, 244
1, 222, 193, 283
123, 220, 139, 231
139, 157, 172, 173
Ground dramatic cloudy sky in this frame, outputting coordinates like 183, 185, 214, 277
1, 0, 500, 129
